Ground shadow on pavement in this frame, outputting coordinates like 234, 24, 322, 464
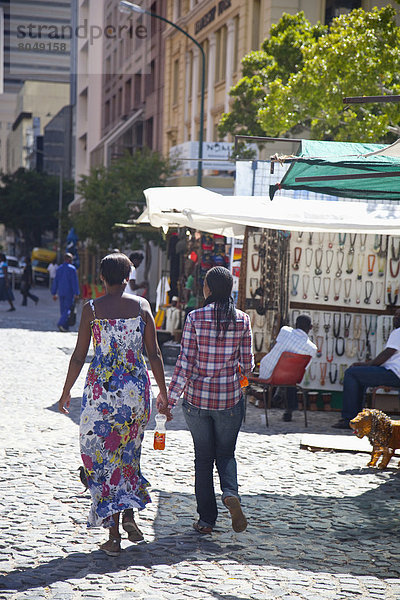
2, 479, 400, 591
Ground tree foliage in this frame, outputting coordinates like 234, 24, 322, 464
218, 12, 326, 139
0, 168, 74, 249
74, 149, 175, 248
220, 6, 400, 143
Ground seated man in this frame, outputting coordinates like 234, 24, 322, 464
333, 308, 400, 429
259, 315, 317, 421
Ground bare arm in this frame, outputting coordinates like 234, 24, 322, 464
352, 347, 396, 368
141, 299, 171, 420
129, 278, 148, 291
58, 302, 92, 414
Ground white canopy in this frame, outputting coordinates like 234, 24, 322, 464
142, 186, 400, 238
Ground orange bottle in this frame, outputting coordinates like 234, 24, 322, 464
238, 366, 249, 388
153, 414, 167, 450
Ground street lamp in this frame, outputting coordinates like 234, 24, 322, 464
119, 1, 205, 187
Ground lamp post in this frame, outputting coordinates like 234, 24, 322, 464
119, 1, 205, 187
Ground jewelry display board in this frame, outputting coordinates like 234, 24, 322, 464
243, 229, 399, 396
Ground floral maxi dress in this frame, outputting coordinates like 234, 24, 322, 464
80, 299, 151, 528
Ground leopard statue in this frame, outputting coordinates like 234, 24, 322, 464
350, 408, 400, 469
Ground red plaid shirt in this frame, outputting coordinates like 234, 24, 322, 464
168, 303, 254, 410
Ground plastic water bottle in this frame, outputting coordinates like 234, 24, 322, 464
153, 413, 167, 450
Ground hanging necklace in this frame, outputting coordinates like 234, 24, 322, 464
256, 313, 265, 329
344, 314, 352, 338
357, 253, 365, 280
313, 312, 320, 334
325, 249, 334, 274
323, 312, 331, 336
391, 238, 400, 260
302, 274, 310, 300
333, 313, 341, 338
328, 233, 336, 249
251, 253, 260, 272
316, 335, 324, 358
329, 363, 338, 385
377, 255, 386, 278
349, 233, 357, 253
320, 362, 327, 386
313, 276, 321, 301
359, 234, 367, 252
346, 251, 354, 274
387, 282, 399, 307
291, 309, 300, 327
333, 278, 342, 302
344, 279, 352, 304
378, 235, 388, 257
336, 250, 344, 277
314, 247, 323, 275
373, 234, 380, 252
292, 247, 302, 271
375, 281, 383, 305
297, 231, 304, 243
364, 280, 374, 304
308, 233, 313, 246
357, 339, 365, 362
305, 248, 313, 273
338, 233, 347, 249
355, 279, 363, 305
339, 363, 347, 385
323, 277, 331, 302
335, 337, 345, 357
317, 233, 325, 247
367, 254, 376, 277
254, 332, 264, 352
353, 315, 362, 339
345, 339, 357, 358
382, 316, 391, 343
390, 259, 400, 279
252, 232, 261, 250
326, 339, 334, 363
291, 274, 299, 297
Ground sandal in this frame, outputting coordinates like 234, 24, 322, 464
99, 533, 121, 556
122, 510, 144, 542
192, 521, 213, 534
224, 496, 247, 533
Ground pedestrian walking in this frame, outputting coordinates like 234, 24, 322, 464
125, 252, 148, 296
58, 252, 168, 556
51, 253, 80, 332
167, 266, 254, 535
47, 259, 58, 289
0, 252, 15, 312
20, 256, 39, 306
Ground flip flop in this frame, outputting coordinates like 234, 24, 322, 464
224, 496, 248, 533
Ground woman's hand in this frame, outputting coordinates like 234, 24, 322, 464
58, 391, 71, 415
156, 392, 173, 421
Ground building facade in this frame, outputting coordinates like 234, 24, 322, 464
6, 80, 70, 173
0, 92, 17, 173
162, 0, 398, 189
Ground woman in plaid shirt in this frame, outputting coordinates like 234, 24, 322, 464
165, 266, 254, 534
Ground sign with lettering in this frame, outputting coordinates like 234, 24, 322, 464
195, 0, 231, 34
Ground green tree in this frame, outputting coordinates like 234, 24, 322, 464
74, 149, 174, 248
220, 6, 400, 144
218, 12, 326, 139
0, 168, 74, 249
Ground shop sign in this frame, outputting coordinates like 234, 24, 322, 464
170, 140, 234, 171
195, 0, 231, 34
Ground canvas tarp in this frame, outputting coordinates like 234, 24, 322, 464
142, 186, 400, 238
269, 139, 400, 201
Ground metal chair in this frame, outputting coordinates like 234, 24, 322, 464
246, 351, 311, 427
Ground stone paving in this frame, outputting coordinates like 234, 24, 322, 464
1, 289, 400, 599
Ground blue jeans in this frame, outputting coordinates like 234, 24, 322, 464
58, 295, 73, 329
182, 397, 244, 529
342, 366, 400, 421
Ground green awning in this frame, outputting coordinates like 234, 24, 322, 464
269, 139, 400, 201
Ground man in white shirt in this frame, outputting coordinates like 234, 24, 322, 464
164, 296, 182, 334
259, 315, 317, 421
333, 308, 400, 429
125, 252, 148, 296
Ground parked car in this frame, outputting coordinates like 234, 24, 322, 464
6, 255, 23, 288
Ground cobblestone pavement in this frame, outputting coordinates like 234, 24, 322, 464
1, 289, 400, 599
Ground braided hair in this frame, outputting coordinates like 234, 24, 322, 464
203, 266, 236, 337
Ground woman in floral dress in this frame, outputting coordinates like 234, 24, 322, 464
58, 253, 169, 556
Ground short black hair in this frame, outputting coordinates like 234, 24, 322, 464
129, 252, 144, 262
100, 253, 131, 285
295, 314, 312, 332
